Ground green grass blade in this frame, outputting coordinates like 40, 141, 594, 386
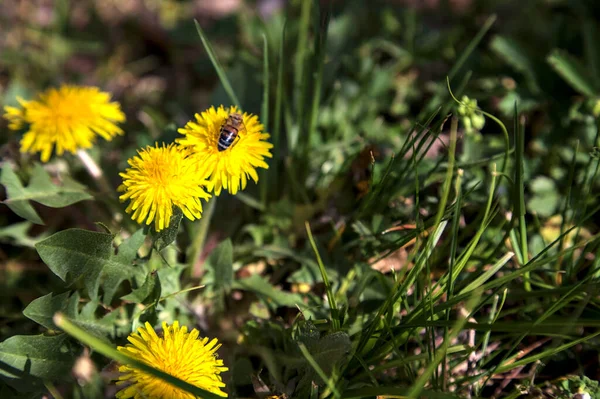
308, 3, 330, 135
547, 49, 600, 97
294, 0, 312, 117
496, 331, 600, 374
447, 15, 496, 80
273, 20, 285, 181
194, 19, 241, 107
459, 252, 514, 295
260, 34, 270, 206
407, 294, 481, 398
442, 165, 464, 389
513, 104, 530, 291
261, 33, 270, 134
306, 221, 339, 330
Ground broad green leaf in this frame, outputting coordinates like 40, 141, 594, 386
35, 229, 113, 300
547, 49, 600, 97
24, 292, 124, 340
122, 271, 161, 304
101, 229, 147, 304
205, 238, 233, 293
233, 274, 307, 309
0, 221, 47, 247
0, 334, 75, 392
149, 208, 182, 251
1, 165, 42, 224
35, 228, 146, 303
295, 330, 352, 396
307, 331, 351, 376
156, 264, 185, 296
23, 291, 79, 330
1, 163, 92, 225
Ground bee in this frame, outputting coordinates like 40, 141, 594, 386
218, 112, 245, 151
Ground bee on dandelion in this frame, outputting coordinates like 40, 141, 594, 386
118, 143, 211, 232
217, 112, 245, 151
3, 85, 125, 162
177, 105, 273, 196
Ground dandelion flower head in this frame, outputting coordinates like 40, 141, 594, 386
118, 143, 211, 231
116, 321, 228, 398
177, 105, 273, 195
3, 85, 125, 162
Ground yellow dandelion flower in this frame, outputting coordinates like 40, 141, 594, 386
118, 143, 211, 231
177, 105, 273, 196
116, 321, 228, 398
3, 85, 125, 162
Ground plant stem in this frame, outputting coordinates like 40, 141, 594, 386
77, 149, 112, 194
187, 197, 217, 277
77, 149, 137, 232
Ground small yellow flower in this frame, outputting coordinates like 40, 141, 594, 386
116, 321, 228, 398
3, 85, 125, 162
118, 143, 210, 231
177, 105, 273, 196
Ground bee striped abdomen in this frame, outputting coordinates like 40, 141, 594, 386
218, 113, 244, 152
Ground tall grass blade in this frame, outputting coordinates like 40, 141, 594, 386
273, 21, 286, 192
513, 105, 530, 291
306, 221, 340, 330
260, 34, 270, 205
194, 19, 241, 107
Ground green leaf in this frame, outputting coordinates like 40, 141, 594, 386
233, 274, 306, 309
205, 239, 233, 293
294, 327, 351, 397
306, 331, 351, 377
0, 221, 46, 247
157, 264, 185, 296
24, 291, 125, 340
122, 270, 161, 304
35, 229, 113, 300
65, 300, 130, 340
194, 19, 240, 107
1, 163, 93, 225
236, 192, 265, 211
23, 291, 79, 330
149, 208, 182, 251
101, 229, 147, 304
547, 49, 600, 97
490, 35, 540, 93
0, 334, 75, 392
35, 228, 145, 302
527, 176, 559, 217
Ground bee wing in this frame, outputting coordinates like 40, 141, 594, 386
238, 118, 248, 136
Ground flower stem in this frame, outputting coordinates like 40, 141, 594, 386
187, 197, 217, 277
77, 149, 112, 194
76, 148, 137, 232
